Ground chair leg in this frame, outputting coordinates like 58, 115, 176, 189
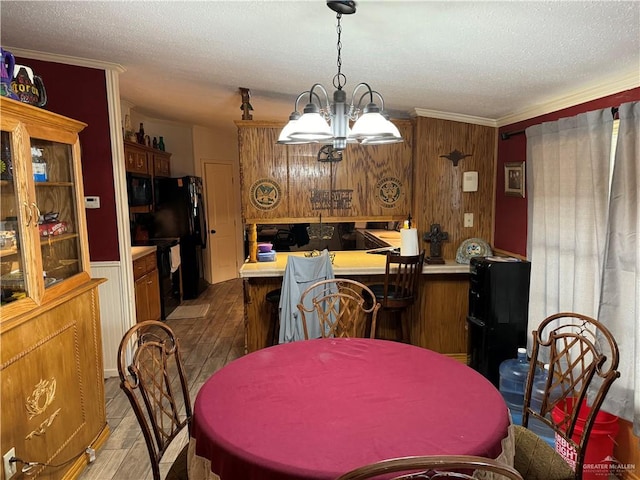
269, 304, 280, 346
400, 314, 410, 344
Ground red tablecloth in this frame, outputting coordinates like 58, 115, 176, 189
192, 338, 510, 480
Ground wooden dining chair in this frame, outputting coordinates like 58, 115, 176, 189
367, 251, 425, 342
117, 320, 191, 480
336, 455, 524, 480
514, 312, 620, 480
298, 278, 380, 339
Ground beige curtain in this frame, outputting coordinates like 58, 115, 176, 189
597, 101, 640, 432
525, 109, 614, 330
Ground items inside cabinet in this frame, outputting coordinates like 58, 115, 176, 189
32, 138, 82, 286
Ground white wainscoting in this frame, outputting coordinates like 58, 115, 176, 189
91, 261, 134, 378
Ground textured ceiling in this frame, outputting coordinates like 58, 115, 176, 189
1, 1, 639, 130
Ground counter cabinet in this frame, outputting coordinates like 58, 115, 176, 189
133, 250, 161, 323
241, 251, 470, 361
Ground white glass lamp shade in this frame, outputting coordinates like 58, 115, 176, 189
351, 110, 398, 139
360, 135, 404, 145
277, 118, 308, 144
288, 112, 333, 141
360, 119, 403, 145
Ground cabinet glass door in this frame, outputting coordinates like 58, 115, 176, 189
0, 130, 29, 305
32, 137, 82, 288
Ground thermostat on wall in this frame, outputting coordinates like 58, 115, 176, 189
463, 171, 478, 192
84, 196, 100, 209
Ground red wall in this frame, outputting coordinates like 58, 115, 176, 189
494, 86, 640, 256
15, 57, 119, 261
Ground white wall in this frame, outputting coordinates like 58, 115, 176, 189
120, 102, 195, 177
192, 124, 244, 282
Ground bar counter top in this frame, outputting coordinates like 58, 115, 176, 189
239, 250, 469, 278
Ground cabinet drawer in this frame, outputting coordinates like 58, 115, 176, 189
133, 258, 146, 280
145, 252, 157, 272
133, 252, 156, 280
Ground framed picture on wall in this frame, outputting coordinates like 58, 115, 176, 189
504, 162, 525, 197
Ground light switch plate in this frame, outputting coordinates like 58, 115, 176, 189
464, 213, 474, 227
463, 171, 478, 192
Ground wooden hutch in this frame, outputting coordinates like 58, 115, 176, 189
0, 98, 108, 479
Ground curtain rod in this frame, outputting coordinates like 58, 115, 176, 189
501, 106, 619, 141
500, 129, 524, 141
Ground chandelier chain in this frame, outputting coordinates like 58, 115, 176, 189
334, 13, 346, 90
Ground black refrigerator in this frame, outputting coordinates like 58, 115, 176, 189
152, 176, 208, 300
466, 257, 531, 387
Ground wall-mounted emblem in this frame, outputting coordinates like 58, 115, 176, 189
376, 177, 403, 208
440, 149, 472, 166
250, 178, 282, 211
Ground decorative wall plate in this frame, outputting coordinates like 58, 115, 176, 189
456, 238, 492, 264
375, 177, 403, 208
249, 178, 282, 211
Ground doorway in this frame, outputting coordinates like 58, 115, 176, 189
203, 161, 240, 283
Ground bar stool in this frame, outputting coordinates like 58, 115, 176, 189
367, 251, 425, 342
265, 288, 281, 346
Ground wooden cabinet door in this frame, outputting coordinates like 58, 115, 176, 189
145, 268, 161, 321
340, 120, 413, 218
153, 152, 171, 177
133, 253, 161, 322
237, 122, 288, 222
134, 275, 147, 322
1, 97, 91, 321
0, 282, 107, 480
124, 143, 148, 174
286, 143, 332, 219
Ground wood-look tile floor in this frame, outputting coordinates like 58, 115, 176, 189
79, 278, 245, 480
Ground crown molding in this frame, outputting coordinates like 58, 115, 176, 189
413, 72, 639, 129
411, 108, 497, 127
4, 47, 125, 73
495, 72, 640, 127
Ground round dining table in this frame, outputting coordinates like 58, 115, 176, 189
190, 338, 512, 480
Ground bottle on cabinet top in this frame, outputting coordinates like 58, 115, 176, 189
137, 123, 145, 144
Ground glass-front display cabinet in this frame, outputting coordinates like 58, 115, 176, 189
0, 97, 90, 322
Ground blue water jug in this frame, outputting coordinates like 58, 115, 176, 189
498, 347, 530, 425
529, 364, 558, 447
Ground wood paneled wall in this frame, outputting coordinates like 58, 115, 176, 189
407, 117, 496, 357
412, 117, 496, 259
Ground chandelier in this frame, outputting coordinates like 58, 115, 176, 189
277, 0, 403, 151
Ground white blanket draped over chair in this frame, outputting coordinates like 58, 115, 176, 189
278, 250, 335, 343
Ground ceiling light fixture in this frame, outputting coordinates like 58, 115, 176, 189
277, 0, 402, 151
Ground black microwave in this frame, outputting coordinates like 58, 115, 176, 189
126, 173, 153, 206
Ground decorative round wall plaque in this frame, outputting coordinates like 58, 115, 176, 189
249, 178, 282, 211
376, 177, 403, 208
